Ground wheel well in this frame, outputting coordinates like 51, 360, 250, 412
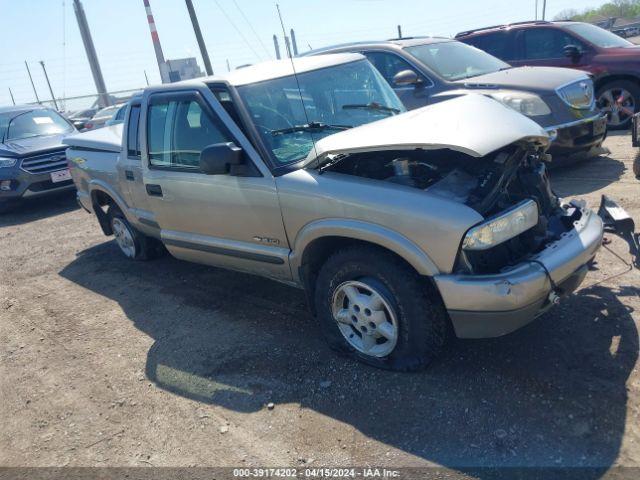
595, 74, 640, 93
91, 190, 115, 236
299, 236, 422, 314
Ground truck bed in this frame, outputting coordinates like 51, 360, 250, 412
64, 124, 123, 153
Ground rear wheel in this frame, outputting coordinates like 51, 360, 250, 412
107, 205, 161, 260
314, 246, 450, 371
597, 80, 640, 130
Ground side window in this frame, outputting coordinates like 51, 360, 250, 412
465, 32, 513, 61
115, 106, 126, 121
147, 95, 232, 170
363, 51, 427, 87
126, 104, 141, 158
522, 28, 586, 59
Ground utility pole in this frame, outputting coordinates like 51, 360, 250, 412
290, 29, 298, 56
397, 25, 403, 39
73, 0, 110, 107
39, 61, 59, 111
535, 0, 538, 20
142, 0, 170, 83
184, 0, 213, 76
8, 88, 16, 106
273, 34, 281, 60
542, 0, 546, 20
24, 62, 41, 104
144, 70, 150, 86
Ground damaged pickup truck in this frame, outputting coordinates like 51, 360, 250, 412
65, 53, 604, 370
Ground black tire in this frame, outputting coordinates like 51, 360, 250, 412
597, 79, 640, 130
314, 246, 450, 371
107, 205, 162, 261
634, 155, 640, 179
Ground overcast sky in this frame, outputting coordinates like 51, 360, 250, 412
0, 0, 610, 108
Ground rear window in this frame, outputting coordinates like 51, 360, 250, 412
464, 32, 514, 61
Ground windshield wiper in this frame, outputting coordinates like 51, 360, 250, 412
270, 122, 352, 136
341, 102, 400, 115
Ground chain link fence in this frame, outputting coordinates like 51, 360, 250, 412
33, 88, 144, 114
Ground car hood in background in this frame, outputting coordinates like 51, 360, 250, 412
457, 66, 589, 92
63, 124, 123, 153
0, 133, 69, 157
302, 94, 548, 166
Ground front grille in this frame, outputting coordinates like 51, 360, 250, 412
20, 150, 68, 174
557, 78, 594, 110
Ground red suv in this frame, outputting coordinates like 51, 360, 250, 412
457, 21, 640, 129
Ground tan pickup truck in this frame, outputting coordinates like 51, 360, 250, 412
64, 54, 603, 370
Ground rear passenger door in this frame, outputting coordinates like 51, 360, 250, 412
511, 27, 591, 69
119, 102, 154, 226
362, 51, 432, 110
141, 89, 292, 281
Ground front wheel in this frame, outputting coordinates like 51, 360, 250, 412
107, 205, 162, 261
314, 246, 450, 371
597, 80, 640, 130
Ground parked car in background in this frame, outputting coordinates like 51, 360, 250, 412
457, 21, 640, 129
83, 104, 125, 130
0, 105, 76, 212
306, 37, 606, 161
66, 107, 98, 131
64, 54, 603, 370
105, 103, 128, 127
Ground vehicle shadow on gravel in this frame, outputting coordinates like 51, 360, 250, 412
60, 242, 638, 477
549, 154, 626, 197
0, 190, 77, 227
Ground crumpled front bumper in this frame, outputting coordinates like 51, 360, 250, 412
434, 205, 604, 339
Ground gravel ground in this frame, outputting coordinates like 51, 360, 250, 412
1, 133, 639, 476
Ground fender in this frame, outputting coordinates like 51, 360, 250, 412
88, 180, 135, 235
290, 218, 441, 283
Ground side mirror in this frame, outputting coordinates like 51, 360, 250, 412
563, 45, 582, 60
393, 69, 422, 87
199, 142, 244, 175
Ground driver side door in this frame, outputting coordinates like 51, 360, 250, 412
141, 89, 292, 281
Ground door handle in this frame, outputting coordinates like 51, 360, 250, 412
145, 184, 163, 197
125, 170, 134, 181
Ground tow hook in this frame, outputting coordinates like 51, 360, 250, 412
597, 194, 639, 268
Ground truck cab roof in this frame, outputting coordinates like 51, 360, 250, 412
157, 53, 365, 89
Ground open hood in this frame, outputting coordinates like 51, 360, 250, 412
302, 94, 549, 167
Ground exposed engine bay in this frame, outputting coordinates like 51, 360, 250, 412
318, 146, 586, 274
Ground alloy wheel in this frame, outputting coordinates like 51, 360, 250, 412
331, 280, 399, 357
599, 87, 635, 127
112, 217, 136, 258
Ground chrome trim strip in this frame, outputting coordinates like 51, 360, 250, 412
544, 113, 605, 132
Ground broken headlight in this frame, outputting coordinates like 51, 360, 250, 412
490, 91, 551, 117
462, 200, 539, 251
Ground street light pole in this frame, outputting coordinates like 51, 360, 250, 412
39, 61, 59, 111
185, 0, 213, 76
25, 61, 41, 104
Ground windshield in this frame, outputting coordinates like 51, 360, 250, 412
0, 109, 73, 142
564, 23, 633, 48
406, 41, 510, 81
237, 59, 405, 166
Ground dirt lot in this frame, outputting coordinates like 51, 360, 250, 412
1, 133, 639, 476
